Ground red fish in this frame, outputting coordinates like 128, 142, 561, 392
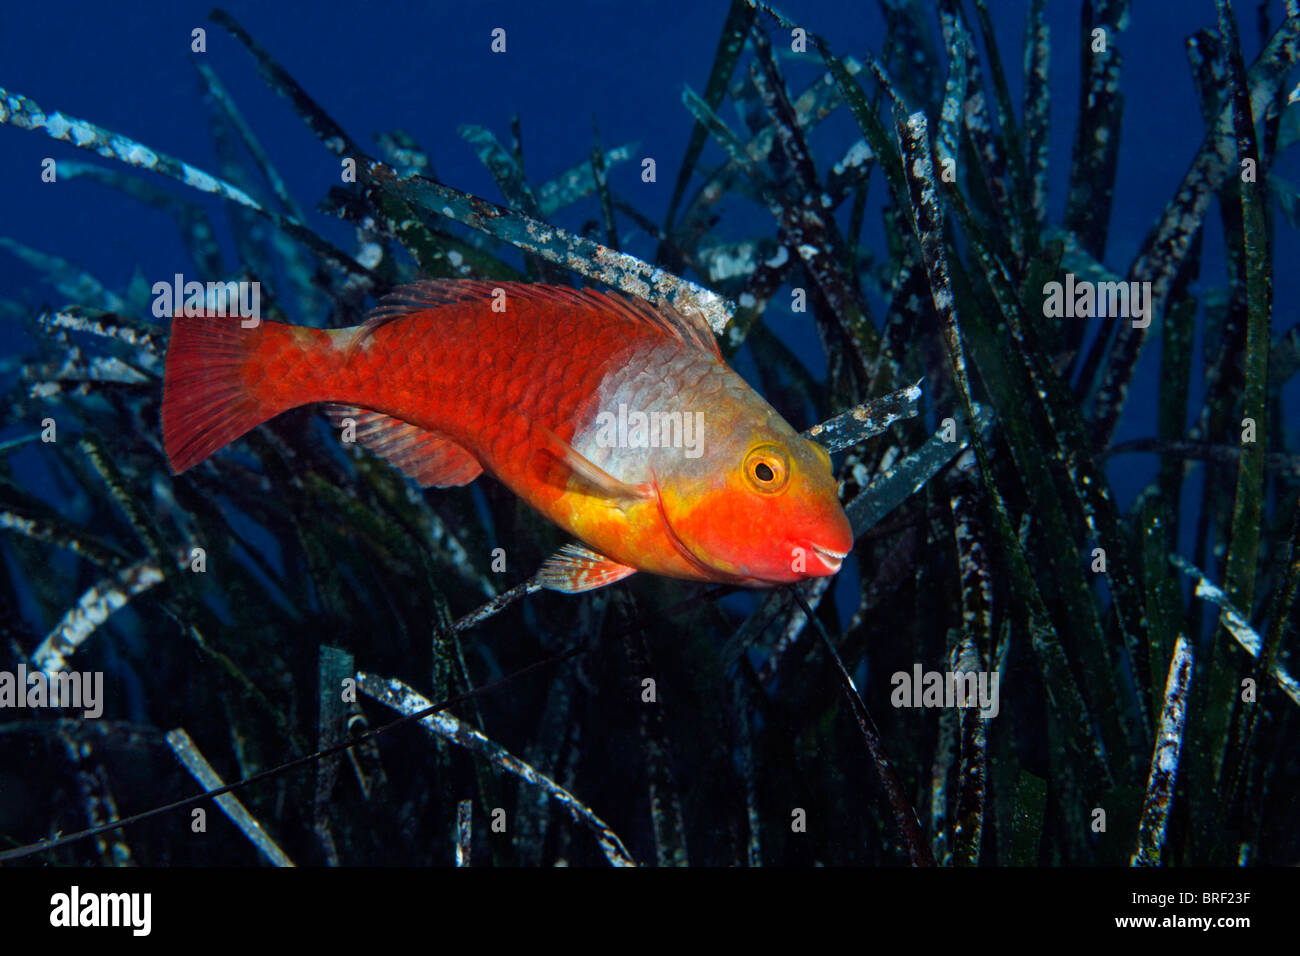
161, 281, 853, 591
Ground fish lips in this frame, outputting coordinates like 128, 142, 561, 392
803, 505, 854, 576
808, 542, 849, 574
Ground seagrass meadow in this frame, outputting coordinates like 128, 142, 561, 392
0, 0, 1297, 867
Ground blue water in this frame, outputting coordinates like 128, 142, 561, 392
1, 1, 1296, 623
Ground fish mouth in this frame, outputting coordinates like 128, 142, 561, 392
810, 543, 848, 573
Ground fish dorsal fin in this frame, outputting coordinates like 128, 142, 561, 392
538, 543, 638, 592
359, 280, 721, 358
326, 405, 483, 488
360, 280, 507, 331
592, 288, 722, 358
533, 422, 654, 501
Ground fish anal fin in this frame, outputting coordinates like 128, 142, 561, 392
326, 405, 482, 487
538, 543, 637, 593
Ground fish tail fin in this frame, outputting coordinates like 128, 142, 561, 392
161, 313, 335, 474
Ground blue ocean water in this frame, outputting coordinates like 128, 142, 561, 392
2, 0, 1300, 877
1, 0, 1296, 615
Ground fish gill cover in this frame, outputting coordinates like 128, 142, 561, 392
0, 0, 1296, 869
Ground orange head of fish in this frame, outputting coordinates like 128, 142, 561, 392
652, 402, 854, 586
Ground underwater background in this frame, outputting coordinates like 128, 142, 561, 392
0, 0, 1297, 866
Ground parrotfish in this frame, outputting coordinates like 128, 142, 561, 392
161, 281, 853, 591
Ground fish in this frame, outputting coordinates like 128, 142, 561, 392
161, 280, 854, 592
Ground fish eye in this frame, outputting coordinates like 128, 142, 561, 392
743, 444, 790, 494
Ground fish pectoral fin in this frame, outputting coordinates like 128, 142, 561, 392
538, 543, 638, 593
534, 423, 654, 502
325, 405, 483, 488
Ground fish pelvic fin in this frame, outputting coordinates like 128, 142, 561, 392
161, 314, 334, 474
326, 405, 483, 487
538, 543, 638, 592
